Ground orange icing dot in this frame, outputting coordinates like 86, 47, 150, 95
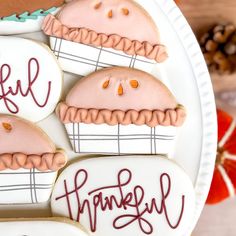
94, 2, 102, 9
118, 84, 123, 96
130, 80, 139, 88
122, 8, 129, 15
102, 80, 110, 89
2, 122, 12, 132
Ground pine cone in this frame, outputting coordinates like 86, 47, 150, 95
199, 23, 236, 74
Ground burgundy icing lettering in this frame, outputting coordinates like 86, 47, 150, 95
0, 58, 51, 114
55, 169, 185, 235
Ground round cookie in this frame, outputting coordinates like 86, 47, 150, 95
0, 0, 64, 35
51, 156, 195, 236
0, 218, 88, 236
0, 36, 62, 122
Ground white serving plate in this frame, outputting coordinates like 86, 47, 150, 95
0, 1, 217, 235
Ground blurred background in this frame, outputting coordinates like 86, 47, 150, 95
178, 0, 236, 235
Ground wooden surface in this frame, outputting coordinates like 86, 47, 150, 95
179, 0, 236, 106
179, 0, 236, 35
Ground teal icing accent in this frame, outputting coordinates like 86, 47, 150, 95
0, 7, 57, 22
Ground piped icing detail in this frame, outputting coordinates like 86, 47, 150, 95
56, 102, 186, 127
102, 80, 110, 89
122, 8, 129, 15
0, 151, 67, 171
94, 2, 102, 9
107, 10, 113, 18
42, 14, 168, 63
130, 80, 139, 88
0, 7, 57, 22
2, 122, 12, 132
118, 84, 123, 96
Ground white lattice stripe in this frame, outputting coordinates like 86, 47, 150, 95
217, 165, 235, 197
223, 151, 236, 161
218, 120, 236, 148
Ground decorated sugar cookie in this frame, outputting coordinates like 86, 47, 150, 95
0, 0, 64, 35
0, 218, 87, 236
0, 114, 67, 204
0, 36, 62, 122
42, 0, 167, 76
51, 156, 195, 236
56, 67, 186, 155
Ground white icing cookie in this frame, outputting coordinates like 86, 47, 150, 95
51, 156, 195, 236
0, 218, 88, 236
0, 36, 62, 122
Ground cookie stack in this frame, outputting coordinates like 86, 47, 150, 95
0, 1, 196, 236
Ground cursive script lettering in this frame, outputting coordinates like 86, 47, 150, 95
0, 58, 51, 114
55, 169, 185, 235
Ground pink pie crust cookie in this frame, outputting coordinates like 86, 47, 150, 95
42, 0, 168, 76
56, 67, 186, 155
0, 114, 67, 204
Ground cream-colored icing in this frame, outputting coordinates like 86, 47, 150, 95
66, 67, 178, 112
56, 0, 160, 45
0, 115, 55, 155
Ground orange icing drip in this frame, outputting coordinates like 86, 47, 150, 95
108, 10, 113, 18
2, 122, 12, 132
122, 8, 129, 15
118, 84, 123, 96
103, 80, 110, 89
94, 2, 102, 9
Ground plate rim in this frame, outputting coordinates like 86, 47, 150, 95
154, 0, 217, 234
